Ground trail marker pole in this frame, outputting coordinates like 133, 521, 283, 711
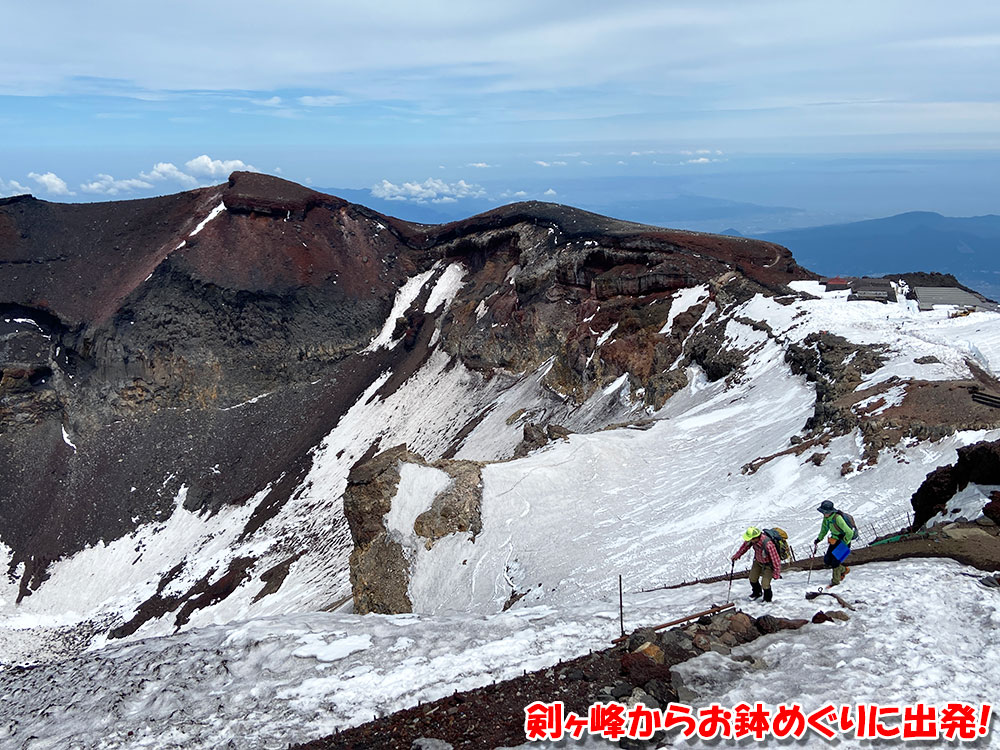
618, 575, 625, 639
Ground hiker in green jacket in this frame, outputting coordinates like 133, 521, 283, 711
813, 500, 855, 586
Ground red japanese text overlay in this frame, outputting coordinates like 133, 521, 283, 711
523, 701, 993, 742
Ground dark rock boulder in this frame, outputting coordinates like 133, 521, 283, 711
911, 439, 1000, 529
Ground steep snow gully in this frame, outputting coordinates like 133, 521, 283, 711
1, 179, 999, 748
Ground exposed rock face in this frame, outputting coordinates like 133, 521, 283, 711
344, 446, 485, 614
344, 445, 418, 614
784, 332, 887, 436
781, 333, 1000, 468
910, 439, 1000, 529
413, 460, 483, 547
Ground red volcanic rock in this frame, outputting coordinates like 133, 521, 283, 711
222, 171, 345, 219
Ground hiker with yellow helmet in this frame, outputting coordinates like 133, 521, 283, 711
731, 526, 782, 602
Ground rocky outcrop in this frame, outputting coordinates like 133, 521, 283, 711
413, 460, 483, 547
222, 171, 345, 219
344, 446, 485, 613
344, 445, 418, 614
910, 439, 1000, 529
784, 332, 887, 436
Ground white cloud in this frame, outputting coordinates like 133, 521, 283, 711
534, 160, 552, 167
250, 96, 283, 107
467, 162, 492, 168
28, 171, 73, 196
0, 177, 29, 196
499, 189, 529, 199
79, 173, 154, 196
543, 188, 557, 196
298, 95, 349, 107
371, 177, 486, 204
140, 162, 199, 187
185, 155, 258, 178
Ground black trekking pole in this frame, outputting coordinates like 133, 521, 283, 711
725, 560, 735, 602
807, 542, 817, 584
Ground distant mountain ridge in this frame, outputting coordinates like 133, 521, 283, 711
757, 211, 1000, 300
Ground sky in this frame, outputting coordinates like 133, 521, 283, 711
1, 1, 998, 226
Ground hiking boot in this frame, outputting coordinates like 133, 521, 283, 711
843, 566, 851, 579
762, 588, 773, 603
750, 581, 762, 599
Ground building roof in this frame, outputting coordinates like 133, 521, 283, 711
913, 286, 984, 311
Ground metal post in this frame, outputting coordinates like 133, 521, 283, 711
619, 575, 625, 639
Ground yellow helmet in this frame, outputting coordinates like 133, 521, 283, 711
742, 526, 762, 541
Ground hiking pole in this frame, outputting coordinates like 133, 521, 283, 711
807, 543, 817, 584
725, 560, 735, 602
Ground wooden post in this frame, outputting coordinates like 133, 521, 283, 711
618, 575, 625, 639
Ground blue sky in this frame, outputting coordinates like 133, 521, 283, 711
1, 0, 998, 224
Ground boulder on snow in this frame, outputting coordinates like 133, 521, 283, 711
634, 642, 665, 664
754, 614, 808, 634
726, 612, 761, 643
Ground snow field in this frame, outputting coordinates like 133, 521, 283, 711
2, 560, 996, 749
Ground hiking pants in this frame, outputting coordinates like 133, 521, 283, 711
824, 542, 849, 585
823, 542, 850, 568
749, 560, 774, 590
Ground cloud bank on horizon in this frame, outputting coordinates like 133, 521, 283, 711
0, 0, 997, 214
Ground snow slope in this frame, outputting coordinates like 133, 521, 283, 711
3, 274, 1000, 747
2, 560, 997, 749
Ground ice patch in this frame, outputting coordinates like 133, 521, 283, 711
60, 426, 77, 452
292, 633, 372, 662
602, 373, 628, 396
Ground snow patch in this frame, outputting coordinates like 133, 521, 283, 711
364, 266, 438, 352
424, 262, 466, 314
926, 483, 1000, 526
188, 201, 226, 238
659, 285, 709, 335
